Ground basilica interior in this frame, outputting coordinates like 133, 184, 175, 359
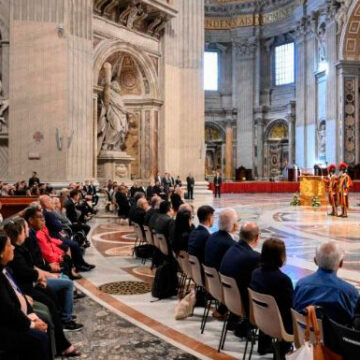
1, 1, 360, 360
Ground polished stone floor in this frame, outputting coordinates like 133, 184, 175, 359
74, 193, 360, 360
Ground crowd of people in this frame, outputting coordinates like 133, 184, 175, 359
1, 171, 359, 359
0, 177, 99, 359
129, 192, 360, 358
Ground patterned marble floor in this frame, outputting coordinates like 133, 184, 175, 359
74, 193, 360, 360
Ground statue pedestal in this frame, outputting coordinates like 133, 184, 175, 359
97, 151, 134, 185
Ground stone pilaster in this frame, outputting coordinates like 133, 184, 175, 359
9, 0, 93, 182
162, 0, 204, 180
234, 38, 256, 170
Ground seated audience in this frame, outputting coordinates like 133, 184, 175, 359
294, 241, 360, 326
144, 195, 162, 227
24, 207, 80, 281
0, 232, 51, 360
220, 221, 260, 313
250, 238, 293, 356
64, 189, 90, 236
170, 205, 194, 255
0, 200, 3, 225
204, 208, 238, 270
188, 205, 215, 264
153, 200, 173, 240
131, 197, 150, 226
115, 186, 131, 219
40, 195, 95, 272
4, 218, 82, 355
170, 187, 184, 214
128, 192, 146, 223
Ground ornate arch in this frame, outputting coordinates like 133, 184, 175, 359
93, 40, 160, 99
205, 121, 225, 142
339, 0, 360, 61
264, 119, 288, 140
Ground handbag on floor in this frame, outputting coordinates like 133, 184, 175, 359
287, 306, 342, 360
174, 289, 196, 320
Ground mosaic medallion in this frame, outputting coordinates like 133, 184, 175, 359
99, 281, 151, 295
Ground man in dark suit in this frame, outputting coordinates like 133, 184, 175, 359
144, 195, 162, 226
132, 198, 150, 226
153, 200, 173, 240
220, 221, 260, 314
155, 172, 162, 186
28, 171, 40, 188
186, 173, 195, 200
213, 171, 222, 198
188, 205, 215, 264
204, 208, 238, 270
64, 189, 90, 236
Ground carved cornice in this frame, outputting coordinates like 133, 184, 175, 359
94, 0, 176, 39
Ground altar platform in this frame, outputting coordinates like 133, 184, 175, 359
208, 180, 360, 193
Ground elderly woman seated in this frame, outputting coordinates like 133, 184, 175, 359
3, 217, 82, 355
0, 232, 50, 360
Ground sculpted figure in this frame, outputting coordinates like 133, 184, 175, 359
97, 62, 132, 154
0, 80, 9, 130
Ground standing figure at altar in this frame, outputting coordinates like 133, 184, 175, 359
324, 164, 338, 216
338, 162, 352, 218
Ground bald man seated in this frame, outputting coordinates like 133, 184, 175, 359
204, 208, 238, 270
294, 241, 360, 326
220, 222, 261, 314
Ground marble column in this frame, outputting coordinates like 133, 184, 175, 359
150, 110, 159, 179
287, 101, 296, 165
255, 117, 264, 179
225, 121, 233, 180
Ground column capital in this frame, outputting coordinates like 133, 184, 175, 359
233, 38, 257, 60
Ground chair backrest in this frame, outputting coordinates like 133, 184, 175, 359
177, 251, 192, 278
152, 230, 160, 249
248, 288, 294, 343
220, 274, 245, 318
323, 315, 360, 360
155, 233, 169, 256
202, 265, 223, 303
133, 223, 144, 242
291, 308, 323, 348
143, 225, 154, 246
188, 255, 204, 287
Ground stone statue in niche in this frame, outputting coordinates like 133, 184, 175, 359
0, 80, 9, 132
97, 62, 133, 155
317, 120, 326, 160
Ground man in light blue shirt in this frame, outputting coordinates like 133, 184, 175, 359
294, 241, 359, 325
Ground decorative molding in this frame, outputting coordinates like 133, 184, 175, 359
234, 38, 257, 59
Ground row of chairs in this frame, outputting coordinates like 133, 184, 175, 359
131, 224, 356, 359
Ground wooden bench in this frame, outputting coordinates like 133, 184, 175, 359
0, 196, 39, 219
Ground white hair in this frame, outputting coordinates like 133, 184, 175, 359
315, 241, 344, 271
218, 208, 238, 233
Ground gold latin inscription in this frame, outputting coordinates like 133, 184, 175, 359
205, 3, 296, 29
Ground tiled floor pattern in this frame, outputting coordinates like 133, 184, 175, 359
76, 193, 360, 360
